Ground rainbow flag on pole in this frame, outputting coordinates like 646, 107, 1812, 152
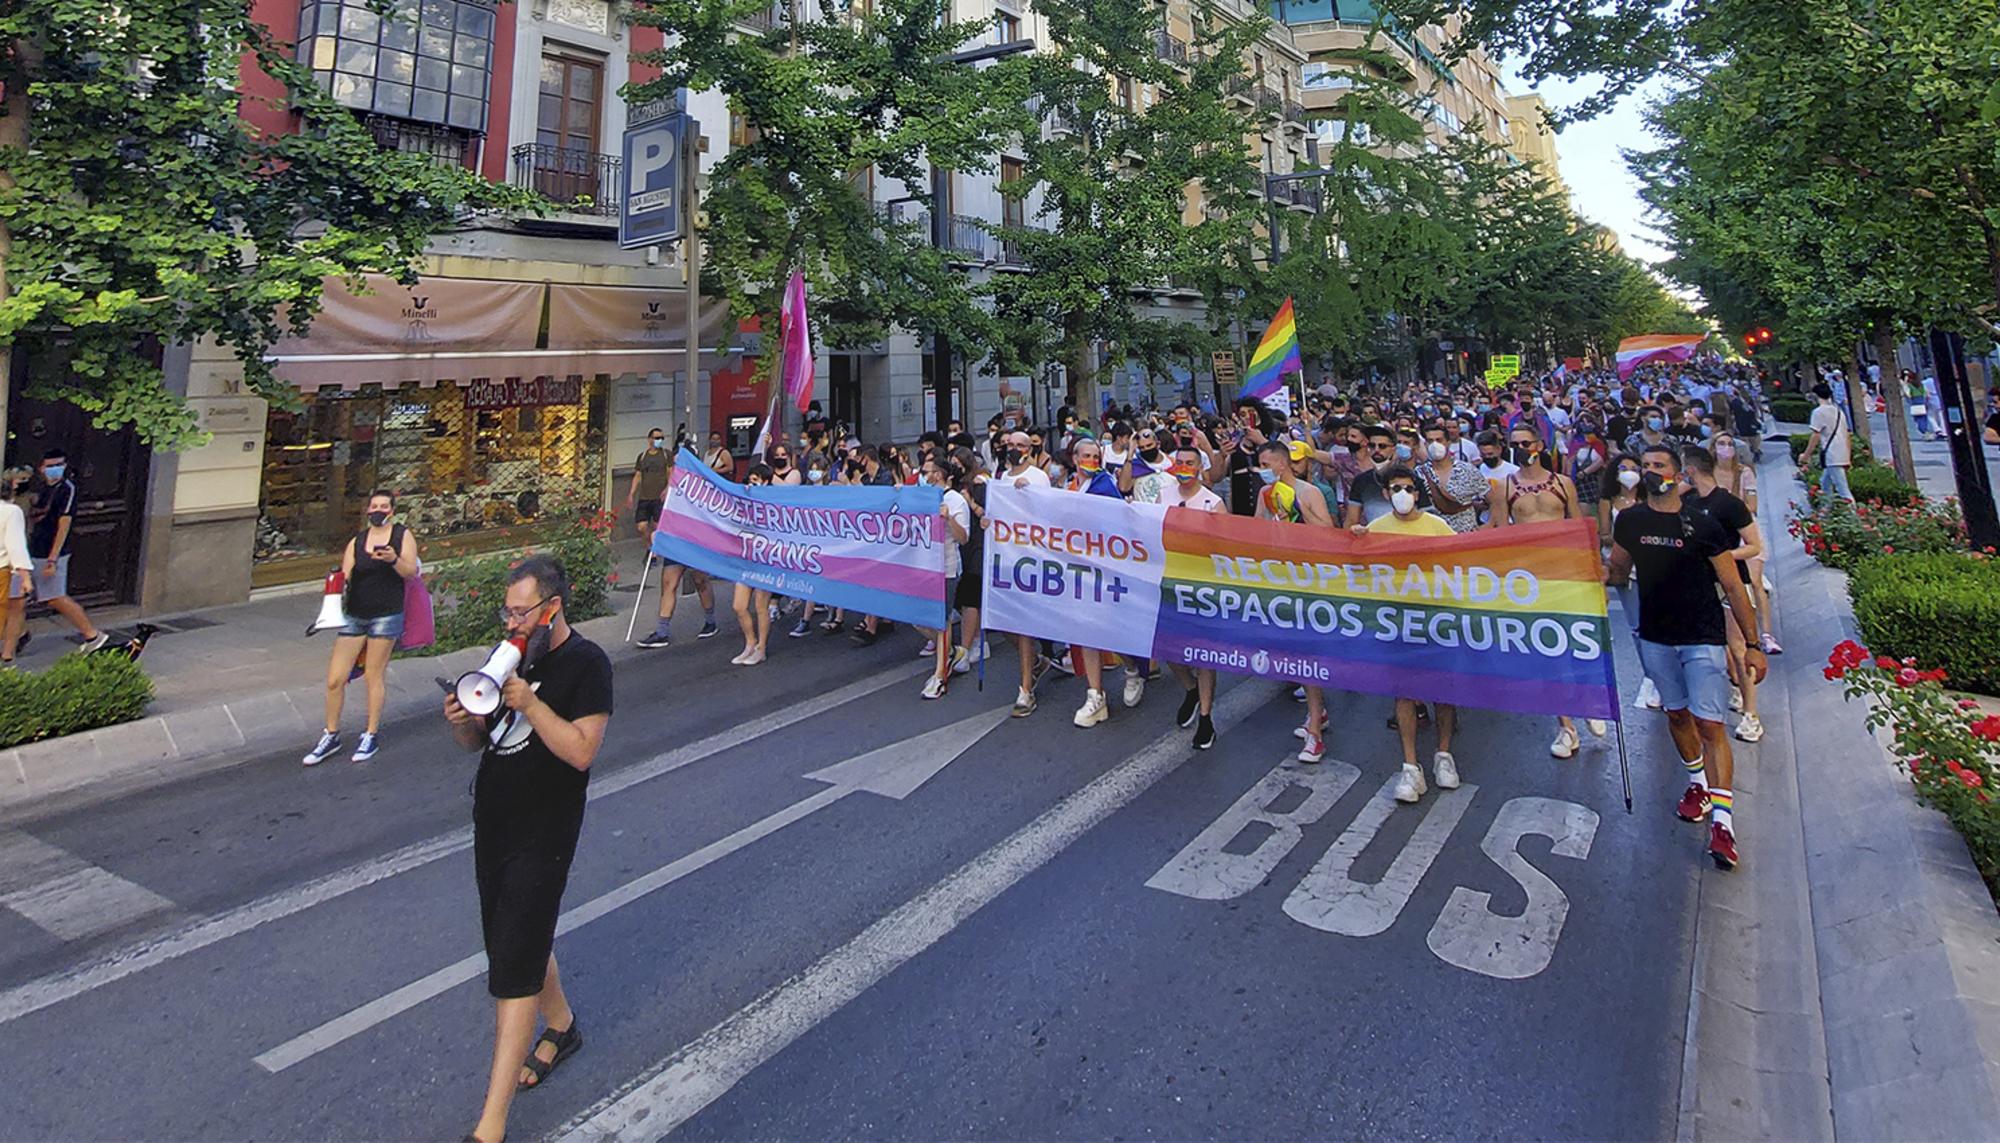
1615, 333, 1705, 379
1240, 298, 1302, 415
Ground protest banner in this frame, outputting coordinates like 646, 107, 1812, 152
653, 449, 949, 629
982, 484, 1619, 720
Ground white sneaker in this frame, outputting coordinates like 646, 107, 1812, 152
1073, 689, 1109, 727
950, 647, 971, 675
1394, 762, 1428, 803
1122, 671, 1146, 708
961, 640, 989, 666
1298, 731, 1325, 763
1550, 726, 1580, 759
1293, 724, 1313, 740
919, 639, 936, 657
1586, 719, 1609, 737
920, 675, 947, 700
1432, 751, 1459, 790
1735, 714, 1765, 742
1729, 686, 1744, 712
1635, 677, 1663, 711
739, 646, 766, 666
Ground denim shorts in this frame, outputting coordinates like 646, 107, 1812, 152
1637, 639, 1731, 724
339, 612, 406, 640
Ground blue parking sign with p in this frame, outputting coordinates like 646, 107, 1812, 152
621, 112, 686, 250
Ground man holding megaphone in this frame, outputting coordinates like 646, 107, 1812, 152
443, 554, 613, 1143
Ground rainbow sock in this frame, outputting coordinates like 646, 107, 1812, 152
1710, 788, 1734, 830
1683, 753, 1706, 780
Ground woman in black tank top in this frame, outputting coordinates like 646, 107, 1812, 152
304, 490, 421, 767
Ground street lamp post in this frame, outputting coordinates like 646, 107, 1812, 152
1927, 326, 2000, 550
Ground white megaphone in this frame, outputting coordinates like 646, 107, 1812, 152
306, 569, 347, 636
455, 634, 528, 717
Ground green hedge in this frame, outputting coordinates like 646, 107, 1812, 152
1770, 394, 1816, 424
405, 498, 619, 657
0, 653, 155, 748
1848, 463, 1924, 507
1851, 551, 2000, 696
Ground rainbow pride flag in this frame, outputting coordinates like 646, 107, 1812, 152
1615, 333, 1705, 379
981, 485, 1620, 721
1240, 298, 1302, 415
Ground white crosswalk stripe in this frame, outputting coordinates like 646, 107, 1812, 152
0, 830, 176, 942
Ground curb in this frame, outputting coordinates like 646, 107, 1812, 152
0, 611, 649, 819
1762, 463, 2000, 1139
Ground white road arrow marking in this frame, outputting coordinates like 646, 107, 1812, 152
251, 705, 1009, 1074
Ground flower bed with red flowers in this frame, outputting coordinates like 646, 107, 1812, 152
1826, 639, 2000, 896
1786, 495, 1966, 571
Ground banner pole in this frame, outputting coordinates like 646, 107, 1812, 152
625, 550, 657, 643
1614, 717, 1634, 815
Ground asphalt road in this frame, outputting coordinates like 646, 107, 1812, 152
0, 612, 1709, 1141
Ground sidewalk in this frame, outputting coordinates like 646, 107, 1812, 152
1, 538, 665, 814
1699, 449, 2000, 1139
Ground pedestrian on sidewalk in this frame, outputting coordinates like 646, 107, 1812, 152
26, 449, 108, 654
442, 554, 612, 1143
1801, 383, 1855, 504
0, 466, 34, 666
624, 427, 671, 543
304, 491, 420, 765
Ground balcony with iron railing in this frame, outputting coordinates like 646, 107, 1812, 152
511, 144, 621, 218
1283, 98, 1308, 125
1257, 88, 1283, 116
1154, 30, 1189, 66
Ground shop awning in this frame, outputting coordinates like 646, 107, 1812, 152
268, 274, 544, 356
268, 347, 740, 391
545, 283, 737, 351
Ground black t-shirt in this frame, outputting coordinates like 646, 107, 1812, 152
1614, 502, 1731, 646
29, 478, 77, 559
475, 632, 615, 851
1688, 484, 1754, 583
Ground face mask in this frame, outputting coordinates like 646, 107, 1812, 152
1699, 424, 1714, 439
1512, 446, 1538, 466
1483, 455, 1502, 468
1426, 441, 1447, 462
1390, 489, 1417, 515
1641, 471, 1676, 496
1714, 444, 1735, 461
1003, 449, 1021, 468
1617, 469, 1642, 490
367, 510, 390, 527
44, 465, 64, 480
1646, 416, 1665, 432
649, 439, 665, 450
807, 469, 826, 484
1393, 443, 1413, 461
1142, 448, 1163, 463
1077, 460, 1101, 474
1171, 463, 1200, 483
1258, 469, 1278, 485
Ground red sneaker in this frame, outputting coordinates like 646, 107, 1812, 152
1708, 822, 1739, 870
1676, 782, 1711, 823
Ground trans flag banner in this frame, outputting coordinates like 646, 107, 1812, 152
982, 484, 1620, 721
653, 449, 949, 630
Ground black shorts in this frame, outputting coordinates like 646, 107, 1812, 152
473, 811, 584, 999
635, 498, 663, 526
953, 565, 982, 610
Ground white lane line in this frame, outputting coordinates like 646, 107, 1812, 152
0, 661, 926, 1028
254, 706, 1011, 1073
0, 830, 177, 942
553, 680, 1281, 1143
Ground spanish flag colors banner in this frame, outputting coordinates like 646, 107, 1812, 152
982, 485, 1620, 721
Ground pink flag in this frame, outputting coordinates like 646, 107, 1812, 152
780, 270, 813, 415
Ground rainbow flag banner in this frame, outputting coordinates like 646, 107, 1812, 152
1615, 333, 1705, 379
654, 449, 948, 629
1239, 298, 1302, 415
983, 485, 1619, 720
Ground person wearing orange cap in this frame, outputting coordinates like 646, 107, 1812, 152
1254, 440, 1337, 763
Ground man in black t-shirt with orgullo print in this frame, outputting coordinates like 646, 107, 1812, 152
1607, 445, 1766, 872
444, 555, 613, 1143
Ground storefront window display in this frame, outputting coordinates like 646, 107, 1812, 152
256, 376, 608, 584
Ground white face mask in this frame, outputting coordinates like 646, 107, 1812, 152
1617, 469, 1643, 490
1390, 489, 1418, 515
807, 469, 826, 484
1426, 441, 1447, 462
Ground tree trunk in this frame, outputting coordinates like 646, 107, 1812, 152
1840, 361, 1873, 450
1872, 320, 1917, 485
